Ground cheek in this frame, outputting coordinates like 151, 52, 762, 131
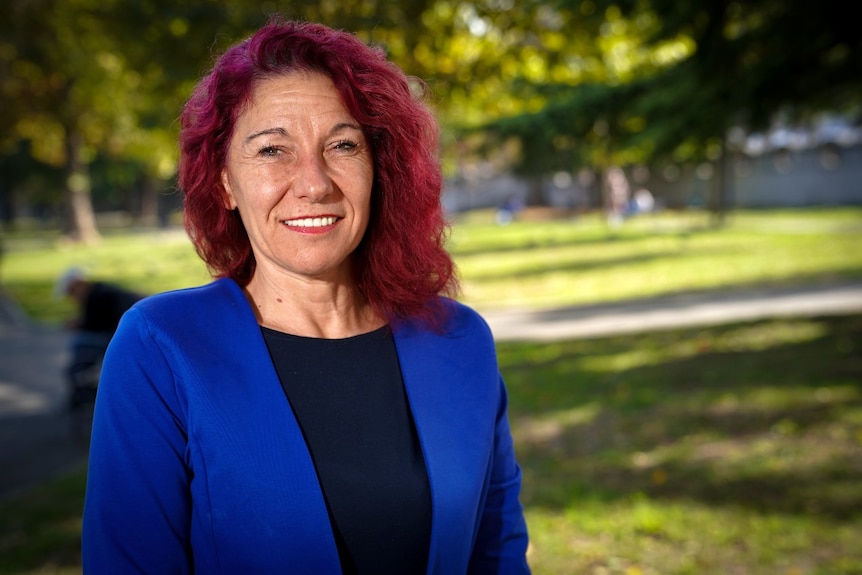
227, 169, 282, 211
356, 187, 374, 228
357, 167, 375, 217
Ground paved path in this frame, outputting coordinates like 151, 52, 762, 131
0, 291, 89, 500
482, 280, 862, 341
1, 281, 862, 499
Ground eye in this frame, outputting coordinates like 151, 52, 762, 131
257, 145, 281, 157
331, 139, 358, 152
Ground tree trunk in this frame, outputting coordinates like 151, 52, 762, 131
0, 184, 14, 228
708, 137, 730, 227
64, 128, 101, 244
139, 175, 159, 227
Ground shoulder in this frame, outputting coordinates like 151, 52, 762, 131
126, 278, 250, 330
394, 297, 495, 350
135, 278, 239, 311
110, 278, 260, 369
391, 299, 501, 404
438, 297, 493, 338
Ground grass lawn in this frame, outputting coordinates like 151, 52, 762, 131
1, 314, 859, 574
1, 208, 861, 573
502, 314, 862, 574
450, 207, 862, 311
2, 207, 862, 323
0, 467, 87, 575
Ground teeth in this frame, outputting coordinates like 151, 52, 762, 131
283, 216, 338, 227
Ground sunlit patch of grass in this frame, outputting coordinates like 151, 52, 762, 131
526, 498, 862, 575
451, 208, 862, 311
609, 320, 829, 374
2, 228, 208, 324
515, 403, 603, 446
706, 385, 859, 420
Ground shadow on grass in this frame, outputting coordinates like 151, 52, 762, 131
500, 314, 862, 522
463, 249, 693, 282
0, 465, 87, 573
449, 227, 699, 258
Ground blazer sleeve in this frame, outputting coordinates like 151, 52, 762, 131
82, 307, 193, 574
468, 374, 531, 574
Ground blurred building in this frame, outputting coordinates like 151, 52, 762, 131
444, 117, 862, 214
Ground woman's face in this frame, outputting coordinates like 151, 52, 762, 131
221, 71, 374, 284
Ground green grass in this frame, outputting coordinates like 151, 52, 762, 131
2, 207, 862, 323
0, 228, 210, 324
0, 464, 87, 574
1, 207, 861, 573
501, 314, 862, 574
450, 207, 862, 311
1, 315, 859, 574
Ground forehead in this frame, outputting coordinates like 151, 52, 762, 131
239, 71, 348, 121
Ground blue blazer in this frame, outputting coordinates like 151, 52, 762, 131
83, 278, 530, 573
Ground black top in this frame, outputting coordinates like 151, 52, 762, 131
261, 325, 432, 575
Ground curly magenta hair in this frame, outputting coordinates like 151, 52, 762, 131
179, 18, 457, 325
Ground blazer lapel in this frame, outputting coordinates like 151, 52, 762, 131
209, 279, 343, 571
393, 314, 501, 574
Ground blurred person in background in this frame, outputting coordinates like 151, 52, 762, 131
55, 267, 142, 408
82, 17, 530, 574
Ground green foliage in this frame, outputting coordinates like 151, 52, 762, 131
481, 82, 650, 175
478, 0, 862, 172
3, 0, 859, 222
631, 0, 862, 124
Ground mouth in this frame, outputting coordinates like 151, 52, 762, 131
282, 216, 340, 228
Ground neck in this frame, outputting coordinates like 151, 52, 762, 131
243, 269, 383, 339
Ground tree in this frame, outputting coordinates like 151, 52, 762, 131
1, 1, 448, 235
462, 1, 678, 205
0, 0, 533, 231
0, 0, 261, 238
616, 0, 861, 219
17, 0, 854, 229
474, 0, 862, 216
1, 0, 133, 242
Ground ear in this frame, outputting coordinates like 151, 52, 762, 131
220, 168, 238, 210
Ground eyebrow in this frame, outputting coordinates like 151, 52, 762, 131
332, 122, 363, 134
243, 123, 363, 146
244, 127, 287, 145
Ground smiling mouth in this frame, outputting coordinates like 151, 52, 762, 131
282, 216, 339, 228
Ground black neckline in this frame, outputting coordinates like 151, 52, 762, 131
260, 324, 389, 342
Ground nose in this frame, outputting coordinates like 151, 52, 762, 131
294, 152, 333, 201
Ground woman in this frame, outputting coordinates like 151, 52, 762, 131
83, 18, 530, 574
